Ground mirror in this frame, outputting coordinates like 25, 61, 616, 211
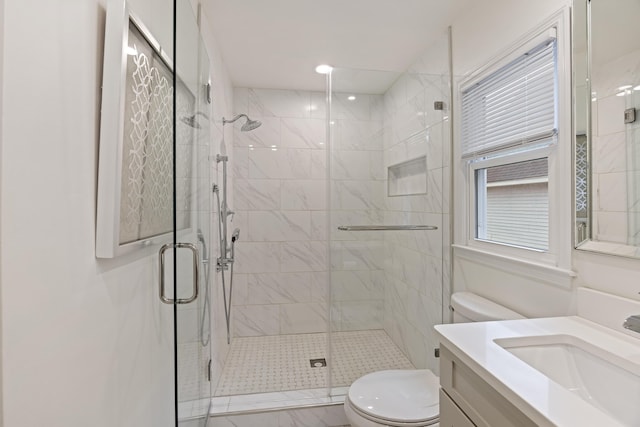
574, 0, 640, 258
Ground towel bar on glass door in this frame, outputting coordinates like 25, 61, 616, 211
337, 225, 438, 231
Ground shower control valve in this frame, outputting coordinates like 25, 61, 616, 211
216, 257, 229, 272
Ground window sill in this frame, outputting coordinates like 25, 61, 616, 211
577, 240, 640, 259
453, 244, 576, 289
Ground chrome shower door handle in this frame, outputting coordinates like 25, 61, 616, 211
159, 243, 199, 304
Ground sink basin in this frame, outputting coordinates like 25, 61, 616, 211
495, 334, 640, 426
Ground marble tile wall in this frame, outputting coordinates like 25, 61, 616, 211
230, 86, 388, 337
381, 37, 451, 373
328, 90, 386, 332
228, 36, 451, 376
592, 48, 640, 245
231, 88, 321, 337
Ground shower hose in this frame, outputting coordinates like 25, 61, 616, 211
214, 186, 234, 345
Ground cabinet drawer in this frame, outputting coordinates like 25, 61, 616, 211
440, 346, 536, 427
440, 388, 475, 427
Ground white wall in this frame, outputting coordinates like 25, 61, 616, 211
451, 0, 640, 317
450, 0, 576, 317
0, 0, 180, 426
451, 0, 569, 75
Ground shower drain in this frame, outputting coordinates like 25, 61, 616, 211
310, 358, 327, 368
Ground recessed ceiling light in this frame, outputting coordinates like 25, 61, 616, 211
618, 85, 632, 90
616, 91, 626, 97
315, 64, 333, 74
634, 85, 640, 91
347, 95, 356, 101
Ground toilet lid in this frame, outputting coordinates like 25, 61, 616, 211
347, 370, 439, 424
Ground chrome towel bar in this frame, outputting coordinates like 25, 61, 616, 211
337, 225, 438, 231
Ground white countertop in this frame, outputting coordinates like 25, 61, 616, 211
435, 316, 640, 427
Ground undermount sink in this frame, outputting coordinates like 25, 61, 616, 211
495, 334, 640, 426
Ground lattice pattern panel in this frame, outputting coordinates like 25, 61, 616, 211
576, 135, 588, 215
119, 22, 194, 244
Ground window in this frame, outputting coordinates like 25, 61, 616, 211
461, 33, 558, 254
476, 157, 549, 250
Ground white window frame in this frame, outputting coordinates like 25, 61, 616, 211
468, 144, 554, 260
453, 8, 574, 288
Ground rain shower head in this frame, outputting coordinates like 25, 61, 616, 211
181, 111, 210, 129
241, 118, 261, 132
223, 114, 262, 132
181, 115, 201, 129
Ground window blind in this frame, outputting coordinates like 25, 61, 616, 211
461, 39, 557, 158
485, 182, 549, 250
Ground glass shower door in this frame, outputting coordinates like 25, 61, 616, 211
172, 1, 213, 425
327, 51, 451, 394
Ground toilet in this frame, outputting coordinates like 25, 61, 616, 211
344, 292, 525, 427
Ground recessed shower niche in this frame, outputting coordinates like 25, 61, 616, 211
387, 155, 428, 197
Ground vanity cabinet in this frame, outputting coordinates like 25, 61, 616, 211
439, 346, 537, 427
439, 389, 475, 427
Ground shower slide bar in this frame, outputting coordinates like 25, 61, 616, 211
337, 225, 438, 231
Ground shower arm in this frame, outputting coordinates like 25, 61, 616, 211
222, 114, 248, 125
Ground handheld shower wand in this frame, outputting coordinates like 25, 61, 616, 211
197, 229, 208, 262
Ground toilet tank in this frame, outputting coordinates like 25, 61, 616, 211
451, 292, 525, 323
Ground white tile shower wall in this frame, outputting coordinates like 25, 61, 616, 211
231, 88, 330, 337
329, 90, 386, 333
382, 36, 451, 372
591, 47, 640, 245
231, 87, 387, 336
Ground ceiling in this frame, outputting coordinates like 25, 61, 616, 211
202, 0, 472, 92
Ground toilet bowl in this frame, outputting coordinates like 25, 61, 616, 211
344, 292, 524, 427
344, 369, 439, 426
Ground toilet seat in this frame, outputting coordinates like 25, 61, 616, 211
345, 397, 438, 427
346, 370, 439, 426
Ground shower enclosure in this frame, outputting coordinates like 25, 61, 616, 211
165, 1, 215, 426
169, 1, 452, 424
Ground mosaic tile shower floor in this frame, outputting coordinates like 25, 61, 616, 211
214, 329, 414, 396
